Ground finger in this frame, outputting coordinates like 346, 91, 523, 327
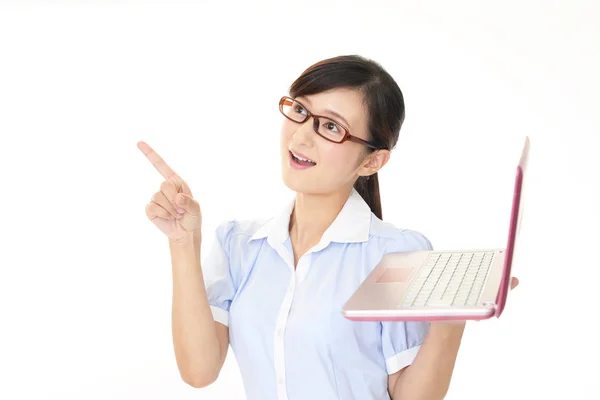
174, 193, 200, 216
145, 202, 174, 221
161, 180, 184, 213
137, 141, 178, 180
510, 277, 520, 290
151, 191, 179, 218
178, 203, 201, 233
179, 179, 192, 196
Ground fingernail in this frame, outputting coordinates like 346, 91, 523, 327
177, 208, 185, 214
176, 213, 183, 218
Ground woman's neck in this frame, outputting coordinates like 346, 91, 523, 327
288, 188, 352, 248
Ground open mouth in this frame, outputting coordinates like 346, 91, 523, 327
289, 150, 316, 168
289, 151, 317, 167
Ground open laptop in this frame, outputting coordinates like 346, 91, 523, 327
342, 136, 530, 321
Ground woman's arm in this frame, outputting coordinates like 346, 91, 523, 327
170, 234, 229, 388
388, 322, 465, 400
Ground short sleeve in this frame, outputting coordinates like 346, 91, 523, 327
381, 229, 434, 374
202, 220, 238, 327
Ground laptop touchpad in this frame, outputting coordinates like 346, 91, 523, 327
376, 267, 414, 283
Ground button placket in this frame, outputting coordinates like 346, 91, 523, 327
295, 253, 312, 284
273, 272, 296, 400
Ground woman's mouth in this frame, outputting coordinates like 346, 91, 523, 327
289, 150, 316, 170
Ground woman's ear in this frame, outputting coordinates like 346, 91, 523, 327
358, 149, 391, 177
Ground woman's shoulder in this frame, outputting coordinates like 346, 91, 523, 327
210, 217, 272, 245
369, 215, 434, 252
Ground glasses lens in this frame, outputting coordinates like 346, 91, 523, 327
280, 97, 347, 143
315, 117, 346, 143
281, 98, 307, 123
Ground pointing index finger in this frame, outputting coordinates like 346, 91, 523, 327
137, 141, 178, 180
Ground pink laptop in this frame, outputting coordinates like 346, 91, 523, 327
341, 136, 530, 321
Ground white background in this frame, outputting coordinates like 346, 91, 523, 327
1, 1, 598, 399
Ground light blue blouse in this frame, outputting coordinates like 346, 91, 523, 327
202, 188, 433, 400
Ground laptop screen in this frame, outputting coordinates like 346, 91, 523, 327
495, 136, 530, 317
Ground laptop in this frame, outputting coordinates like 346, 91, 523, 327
341, 136, 530, 321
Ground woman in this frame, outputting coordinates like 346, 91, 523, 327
138, 55, 518, 400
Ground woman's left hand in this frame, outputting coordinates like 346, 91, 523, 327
430, 276, 520, 327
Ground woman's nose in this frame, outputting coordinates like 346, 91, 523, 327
291, 117, 316, 146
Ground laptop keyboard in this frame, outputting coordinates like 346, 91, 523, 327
401, 251, 496, 307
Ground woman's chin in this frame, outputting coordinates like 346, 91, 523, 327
281, 172, 317, 193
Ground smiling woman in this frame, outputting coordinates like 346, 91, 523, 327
278, 56, 406, 221
140, 55, 465, 400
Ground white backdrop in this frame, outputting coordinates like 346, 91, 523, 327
1, 1, 598, 399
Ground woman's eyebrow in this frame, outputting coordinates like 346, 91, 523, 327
298, 97, 351, 128
325, 109, 351, 129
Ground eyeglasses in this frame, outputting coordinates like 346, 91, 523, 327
279, 96, 378, 150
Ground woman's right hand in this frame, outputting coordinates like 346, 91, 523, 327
137, 141, 202, 243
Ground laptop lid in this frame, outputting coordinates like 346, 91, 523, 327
495, 136, 530, 317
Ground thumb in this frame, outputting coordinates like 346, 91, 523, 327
175, 193, 200, 216
175, 193, 201, 233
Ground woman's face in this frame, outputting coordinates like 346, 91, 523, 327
280, 88, 388, 195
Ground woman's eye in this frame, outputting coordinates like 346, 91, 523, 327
324, 121, 340, 132
294, 105, 307, 115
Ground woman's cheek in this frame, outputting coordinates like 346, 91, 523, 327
326, 145, 354, 167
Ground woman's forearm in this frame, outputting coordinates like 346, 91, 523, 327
169, 233, 222, 387
392, 322, 466, 400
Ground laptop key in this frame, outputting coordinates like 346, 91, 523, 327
427, 297, 454, 307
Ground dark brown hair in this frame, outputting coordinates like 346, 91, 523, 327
288, 55, 406, 220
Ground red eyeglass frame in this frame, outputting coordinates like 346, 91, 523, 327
279, 96, 379, 150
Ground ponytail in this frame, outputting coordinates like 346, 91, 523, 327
354, 172, 382, 220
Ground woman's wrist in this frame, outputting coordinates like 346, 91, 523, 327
168, 229, 201, 246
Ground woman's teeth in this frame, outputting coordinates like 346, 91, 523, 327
291, 151, 316, 164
